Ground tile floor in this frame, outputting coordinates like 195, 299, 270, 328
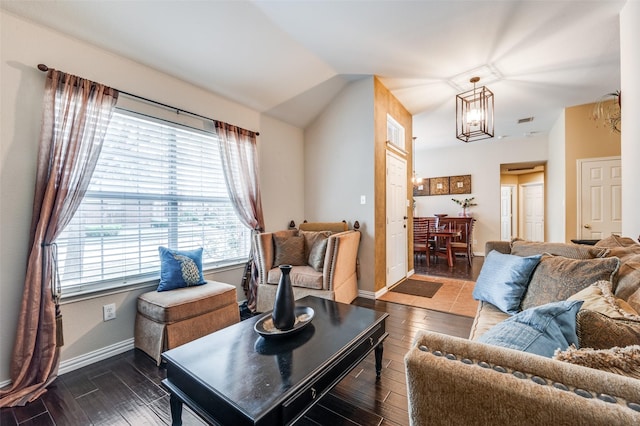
379, 274, 478, 317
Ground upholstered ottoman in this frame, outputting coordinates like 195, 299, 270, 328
135, 281, 239, 365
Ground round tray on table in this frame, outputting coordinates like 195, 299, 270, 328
254, 306, 314, 338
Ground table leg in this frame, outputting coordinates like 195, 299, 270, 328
375, 342, 384, 378
446, 237, 454, 267
169, 393, 183, 426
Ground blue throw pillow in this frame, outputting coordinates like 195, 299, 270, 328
157, 246, 206, 292
472, 250, 542, 314
477, 300, 583, 358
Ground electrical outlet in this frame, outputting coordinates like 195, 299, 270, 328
103, 303, 116, 321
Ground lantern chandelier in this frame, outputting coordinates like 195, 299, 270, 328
456, 76, 494, 142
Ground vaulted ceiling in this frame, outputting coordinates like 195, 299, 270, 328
1, 0, 625, 150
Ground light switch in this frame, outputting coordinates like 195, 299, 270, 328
360, 195, 366, 205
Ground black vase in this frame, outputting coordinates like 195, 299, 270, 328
272, 265, 295, 330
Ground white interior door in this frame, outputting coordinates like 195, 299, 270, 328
386, 151, 407, 288
579, 157, 622, 239
522, 183, 544, 241
500, 186, 513, 241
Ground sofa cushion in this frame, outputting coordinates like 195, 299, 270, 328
267, 265, 323, 290
273, 234, 306, 267
468, 301, 510, 340
576, 309, 640, 349
520, 255, 620, 311
138, 281, 237, 323
476, 300, 583, 358
472, 250, 542, 314
157, 246, 206, 292
553, 345, 640, 380
511, 240, 608, 259
568, 280, 639, 319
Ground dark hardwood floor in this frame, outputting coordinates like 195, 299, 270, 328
1, 264, 478, 426
414, 252, 484, 282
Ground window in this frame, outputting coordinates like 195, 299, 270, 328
386, 114, 404, 149
56, 101, 251, 296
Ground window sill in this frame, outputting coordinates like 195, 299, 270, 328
60, 261, 245, 304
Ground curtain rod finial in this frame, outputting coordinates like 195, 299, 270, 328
37, 64, 49, 72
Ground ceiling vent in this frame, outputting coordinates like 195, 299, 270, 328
518, 117, 534, 124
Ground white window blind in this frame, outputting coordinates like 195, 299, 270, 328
56, 106, 251, 295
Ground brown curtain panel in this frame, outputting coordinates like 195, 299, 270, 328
216, 123, 264, 311
0, 69, 118, 407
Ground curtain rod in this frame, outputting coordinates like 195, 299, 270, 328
37, 64, 259, 136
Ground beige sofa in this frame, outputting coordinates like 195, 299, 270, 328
253, 223, 360, 313
405, 236, 640, 425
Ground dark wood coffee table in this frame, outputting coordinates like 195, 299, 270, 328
161, 296, 388, 426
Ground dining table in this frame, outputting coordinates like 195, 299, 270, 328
427, 227, 462, 267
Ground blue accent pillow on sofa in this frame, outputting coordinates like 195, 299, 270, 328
158, 246, 206, 292
477, 300, 583, 357
472, 250, 542, 314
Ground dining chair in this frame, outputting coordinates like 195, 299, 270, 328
450, 218, 475, 266
413, 218, 429, 264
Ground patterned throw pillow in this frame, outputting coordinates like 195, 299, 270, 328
520, 256, 620, 311
511, 240, 608, 259
477, 300, 583, 358
272, 234, 306, 267
576, 309, 640, 349
157, 246, 206, 292
567, 280, 639, 319
553, 345, 640, 379
472, 250, 542, 314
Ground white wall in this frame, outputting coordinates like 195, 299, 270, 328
0, 11, 304, 382
414, 135, 548, 254
620, 0, 640, 239
304, 77, 376, 292
546, 112, 566, 242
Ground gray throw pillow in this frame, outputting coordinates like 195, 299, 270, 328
520, 255, 620, 311
300, 230, 332, 259
308, 238, 329, 272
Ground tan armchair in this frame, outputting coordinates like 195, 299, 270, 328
254, 222, 361, 313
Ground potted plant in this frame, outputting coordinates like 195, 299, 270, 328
452, 197, 477, 217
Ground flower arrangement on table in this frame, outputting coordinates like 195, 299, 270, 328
452, 197, 477, 217
451, 197, 477, 208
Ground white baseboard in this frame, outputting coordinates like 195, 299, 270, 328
358, 286, 388, 299
358, 289, 375, 299
0, 339, 135, 387
59, 338, 135, 376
